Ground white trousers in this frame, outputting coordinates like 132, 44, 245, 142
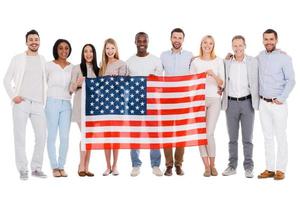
12, 99, 47, 172
259, 100, 288, 172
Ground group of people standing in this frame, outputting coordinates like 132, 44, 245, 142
3, 28, 295, 181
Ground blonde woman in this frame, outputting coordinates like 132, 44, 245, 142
190, 35, 224, 177
99, 38, 128, 176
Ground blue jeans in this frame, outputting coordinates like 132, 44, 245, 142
45, 97, 71, 169
130, 149, 161, 168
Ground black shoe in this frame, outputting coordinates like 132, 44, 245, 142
164, 167, 173, 176
175, 166, 184, 176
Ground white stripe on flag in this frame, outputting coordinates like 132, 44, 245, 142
85, 122, 205, 132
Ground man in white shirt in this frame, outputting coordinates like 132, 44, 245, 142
3, 30, 47, 180
221, 35, 259, 178
127, 32, 163, 177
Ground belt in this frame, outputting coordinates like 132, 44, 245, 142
260, 96, 273, 102
228, 95, 251, 101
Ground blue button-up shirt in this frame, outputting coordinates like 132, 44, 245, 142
257, 49, 295, 102
160, 49, 193, 76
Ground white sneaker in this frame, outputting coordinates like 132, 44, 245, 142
130, 167, 140, 177
31, 170, 47, 178
152, 167, 163, 176
20, 171, 28, 180
222, 167, 236, 176
245, 169, 254, 178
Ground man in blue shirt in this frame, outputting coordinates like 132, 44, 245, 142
160, 28, 193, 176
257, 29, 295, 180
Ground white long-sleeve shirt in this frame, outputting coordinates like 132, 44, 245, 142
46, 61, 74, 100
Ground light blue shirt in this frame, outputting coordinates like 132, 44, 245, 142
160, 49, 193, 76
257, 49, 295, 102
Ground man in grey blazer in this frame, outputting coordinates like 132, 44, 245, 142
221, 35, 259, 178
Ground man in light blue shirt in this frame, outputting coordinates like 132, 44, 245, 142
160, 28, 193, 176
257, 29, 295, 180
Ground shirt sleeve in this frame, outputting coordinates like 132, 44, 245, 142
277, 55, 296, 102
3, 56, 17, 100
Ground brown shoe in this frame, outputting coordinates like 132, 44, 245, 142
85, 171, 94, 177
175, 166, 184, 176
274, 170, 285, 180
164, 166, 172, 176
203, 168, 211, 177
59, 169, 68, 177
211, 167, 218, 176
258, 170, 275, 179
78, 171, 86, 177
53, 169, 61, 177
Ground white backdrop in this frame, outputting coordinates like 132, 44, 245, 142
0, 0, 299, 199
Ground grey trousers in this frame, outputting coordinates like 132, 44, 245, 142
225, 98, 254, 170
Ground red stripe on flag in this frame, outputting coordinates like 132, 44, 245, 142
147, 94, 205, 104
147, 73, 207, 82
147, 105, 205, 115
147, 83, 205, 93
85, 139, 208, 150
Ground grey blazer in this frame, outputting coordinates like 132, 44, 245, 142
221, 55, 259, 110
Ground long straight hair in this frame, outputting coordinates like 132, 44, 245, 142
199, 35, 216, 60
80, 44, 99, 77
99, 38, 120, 76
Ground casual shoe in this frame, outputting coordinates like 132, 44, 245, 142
32, 170, 47, 178
53, 169, 61, 177
112, 169, 119, 176
164, 166, 173, 176
245, 169, 254, 178
85, 171, 94, 177
274, 170, 285, 180
175, 166, 184, 176
257, 170, 275, 179
59, 169, 68, 177
78, 171, 86, 177
130, 167, 140, 177
152, 166, 163, 176
103, 169, 112, 176
211, 167, 218, 176
222, 167, 236, 176
20, 171, 28, 181
203, 168, 211, 177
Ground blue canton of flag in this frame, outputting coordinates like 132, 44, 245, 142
85, 76, 147, 116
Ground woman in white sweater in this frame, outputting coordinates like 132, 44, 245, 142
45, 39, 73, 177
190, 35, 224, 177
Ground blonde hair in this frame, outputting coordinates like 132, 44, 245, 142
99, 38, 120, 76
199, 35, 216, 60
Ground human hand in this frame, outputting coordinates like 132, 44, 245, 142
273, 98, 283, 105
13, 96, 23, 104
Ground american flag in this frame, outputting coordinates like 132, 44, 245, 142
81, 73, 207, 150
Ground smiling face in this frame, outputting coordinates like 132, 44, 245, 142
26, 34, 40, 53
57, 42, 70, 60
105, 42, 116, 59
171, 32, 184, 50
232, 38, 245, 58
83, 45, 94, 64
263, 33, 278, 52
201, 37, 214, 55
135, 35, 148, 56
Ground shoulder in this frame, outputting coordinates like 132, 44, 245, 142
126, 55, 137, 63
12, 53, 26, 61
117, 60, 127, 67
190, 56, 200, 64
160, 50, 170, 58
